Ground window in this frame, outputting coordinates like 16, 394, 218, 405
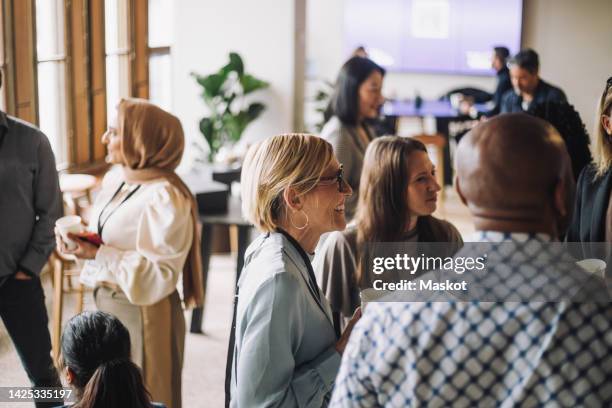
105, 0, 131, 123
0, 0, 151, 169
148, 0, 172, 110
35, 0, 68, 165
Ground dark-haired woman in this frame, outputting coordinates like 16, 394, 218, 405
59, 311, 164, 408
321, 56, 386, 220
315, 136, 462, 331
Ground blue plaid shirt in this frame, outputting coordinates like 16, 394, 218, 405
330, 232, 612, 407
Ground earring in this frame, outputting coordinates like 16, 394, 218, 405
290, 210, 309, 230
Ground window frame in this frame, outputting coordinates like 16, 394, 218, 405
0, 0, 153, 172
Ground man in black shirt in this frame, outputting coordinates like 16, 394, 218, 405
0, 71, 63, 407
487, 46, 512, 116
501, 49, 567, 113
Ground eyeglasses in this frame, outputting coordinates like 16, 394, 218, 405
316, 164, 348, 192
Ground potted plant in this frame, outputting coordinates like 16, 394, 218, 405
192, 52, 270, 163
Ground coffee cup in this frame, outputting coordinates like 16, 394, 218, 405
56, 215, 84, 250
576, 258, 606, 280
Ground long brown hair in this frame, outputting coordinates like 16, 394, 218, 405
355, 136, 441, 284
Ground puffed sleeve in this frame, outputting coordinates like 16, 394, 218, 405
234, 273, 341, 407
94, 183, 193, 305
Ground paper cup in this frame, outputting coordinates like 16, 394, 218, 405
576, 259, 606, 280
56, 215, 83, 250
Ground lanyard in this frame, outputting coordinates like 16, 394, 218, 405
97, 181, 141, 237
276, 228, 322, 304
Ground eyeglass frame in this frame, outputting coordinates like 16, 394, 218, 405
314, 164, 348, 193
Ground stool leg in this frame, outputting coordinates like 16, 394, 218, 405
52, 256, 64, 362
77, 283, 84, 313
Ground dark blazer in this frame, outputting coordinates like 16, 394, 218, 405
500, 79, 567, 113
566, 164, 612, 243
487, 67, 513, 116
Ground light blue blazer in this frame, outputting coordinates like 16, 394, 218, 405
230, 232, 341, 407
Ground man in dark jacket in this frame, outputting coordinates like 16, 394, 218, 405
487, 46, 512, 116
501, 48, 567, 113
0, 71, 63, 407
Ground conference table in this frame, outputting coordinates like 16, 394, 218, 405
189, 196, 252, 334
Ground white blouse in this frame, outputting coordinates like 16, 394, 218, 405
80, 166, 193, 306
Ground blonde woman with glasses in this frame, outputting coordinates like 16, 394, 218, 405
567, 77, 612, 244
229, 134, 361, 407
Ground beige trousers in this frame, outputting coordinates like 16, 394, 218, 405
94, 286, 185, 408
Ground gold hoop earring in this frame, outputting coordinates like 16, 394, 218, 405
291, 211, 309, 230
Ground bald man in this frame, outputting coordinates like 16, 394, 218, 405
330, 114, 612, 407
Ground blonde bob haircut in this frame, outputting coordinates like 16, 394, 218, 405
241, 133, 334, 232
594, 83, 612, 178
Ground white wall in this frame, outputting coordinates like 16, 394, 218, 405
172, 0, 296, 162
306, 0, 495, 104
522, 0, 612, 134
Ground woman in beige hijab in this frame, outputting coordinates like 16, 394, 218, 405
57, 98, 203, 408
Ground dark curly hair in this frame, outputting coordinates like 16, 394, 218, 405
527, 101, 593, 180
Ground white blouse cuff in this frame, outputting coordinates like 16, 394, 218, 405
95, 244, 122, 270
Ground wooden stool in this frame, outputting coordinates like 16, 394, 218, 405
50, 250, 86, 361
51, 174, 97, 360
59, 174, 97, 218
411, 133, 447, 202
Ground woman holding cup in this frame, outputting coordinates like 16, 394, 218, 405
56, 98, 202, 408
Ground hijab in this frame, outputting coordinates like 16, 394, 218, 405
117, 98, 203, 308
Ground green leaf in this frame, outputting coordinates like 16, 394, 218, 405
199, 117, 218, 161
194, 73, 227, 99
221, 52, 244, 77
241, 74, 269, 94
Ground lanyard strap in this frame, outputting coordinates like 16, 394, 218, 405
225, 231, 330, 407
276, 228, 322, 303
97, 181, 142, 237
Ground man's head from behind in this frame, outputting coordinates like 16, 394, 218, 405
455, 113, 573, 237
509, 49, 540, 97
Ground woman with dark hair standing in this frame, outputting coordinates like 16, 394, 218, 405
321, 56, 386, 220
315, 136, 462, 331
59, 311, 164, 408
567, 77, 612, 243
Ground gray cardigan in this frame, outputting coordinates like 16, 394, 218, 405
320, 116, 373, 221
230, 232, 340, 407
